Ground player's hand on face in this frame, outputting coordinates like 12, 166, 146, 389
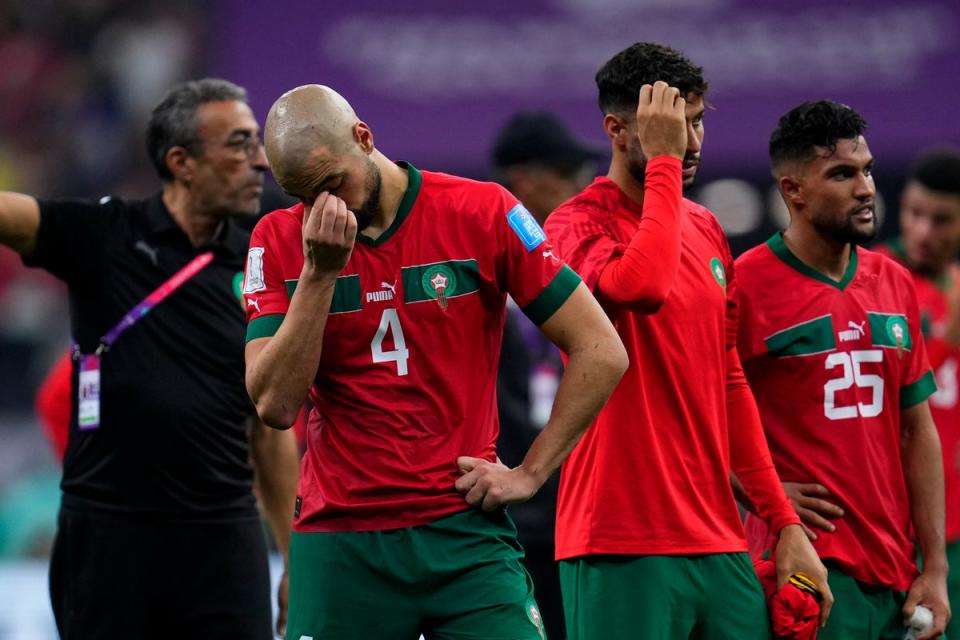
635, 80, 688, 161
301, 191, 357, 280
775, 524, 834, 628
903, 569, 951, 639
454, 456, 541, 511
782, 482, 844, 540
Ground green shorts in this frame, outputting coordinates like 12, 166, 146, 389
286, 508, 547, 640
817, 562, 906, 640
559, 552, 770, 639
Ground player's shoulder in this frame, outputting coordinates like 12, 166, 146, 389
549, 179, 619, 225
251, 202, 305, 241
857, 244, 914, 287
419, 168, 513, 206
734, 238, 777, 270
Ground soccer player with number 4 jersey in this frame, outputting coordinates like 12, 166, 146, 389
242, 85, 627, 640
734, 101, 951, 639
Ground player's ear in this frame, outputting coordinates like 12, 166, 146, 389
778, 174, 804, 207
602, 113, 626, 148
354, 121, 374, 155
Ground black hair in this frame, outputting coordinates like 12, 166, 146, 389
909, 147, 960, 197
146, 78, 248, 181
595, 42, 708, 115
769, 100, 867, 171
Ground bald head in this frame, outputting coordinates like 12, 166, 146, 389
265, 85, 360, 190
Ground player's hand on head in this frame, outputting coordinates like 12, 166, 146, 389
774, 524, 834, 628
301, 191, 357, 280
635, 80, 688, 161
903, 569, 951, 639
782, 482, 844, 539
454, 456, 541, 511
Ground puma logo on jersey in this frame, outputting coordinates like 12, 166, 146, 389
542, 249, 560, 264
366, 280, 397, 302
839, 320, 866, 342
247, 297, 261, 313
134, 240, 159, 266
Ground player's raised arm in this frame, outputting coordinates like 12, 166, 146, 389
0, 192, 41, 255
245, 192, 357, 428
456, 283, 627, 510
595, 81, 686, 313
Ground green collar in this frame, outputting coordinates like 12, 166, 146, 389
766, 232, 858, 290
357, 161, 422, 247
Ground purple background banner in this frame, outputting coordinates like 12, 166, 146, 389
214, 0, 960, 174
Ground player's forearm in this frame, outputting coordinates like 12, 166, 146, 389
518, 328, 627, 485
0, 192, 40, 255
902, 401, 948, 574
250, 419, 299, 557
247, 272, 336, 428
727, 348, 800, 533
597, 157, 682, 313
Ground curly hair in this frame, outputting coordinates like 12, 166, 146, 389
769, 101, 867, 171
909, 147, 960, 196
596, 42, 708, 115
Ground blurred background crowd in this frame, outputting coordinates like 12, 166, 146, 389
0, 0, 957, 636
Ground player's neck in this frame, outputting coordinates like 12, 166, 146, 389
162, 185, 224, 247
361, 153, 409, 240
782, 224, 852, 283
607, 160, 646, 208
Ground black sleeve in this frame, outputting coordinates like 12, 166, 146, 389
23, 197, 122, 283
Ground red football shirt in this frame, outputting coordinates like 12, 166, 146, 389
244, 162, 580, 532
546, 168, 793, 559
877, 240, 960, 542
736, 234, 935, 590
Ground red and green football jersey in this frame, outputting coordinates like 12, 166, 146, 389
877, 240, 960, 543
244, 162, 580, 533
735, 233, 936, 590
546, 175, 762, 559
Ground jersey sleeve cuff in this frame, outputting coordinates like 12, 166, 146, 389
900, 369, 937, 408
522, 265, 581, 325
246, 314, 285, 342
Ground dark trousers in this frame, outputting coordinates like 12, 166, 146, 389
49, 506, 272, 640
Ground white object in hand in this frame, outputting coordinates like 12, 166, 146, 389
904, 605, 934, 640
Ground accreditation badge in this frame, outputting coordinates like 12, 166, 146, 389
78, 354, 101, 430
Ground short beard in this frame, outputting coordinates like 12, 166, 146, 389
626, 155, 647, 187
354, 159, 382, 231
820, 215, 878, 246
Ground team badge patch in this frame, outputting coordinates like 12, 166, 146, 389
709, 257, 726, 289
422, 264, 457, 310
507, 204, 546, 251
886, 315, 908, 359
244, 247, 266, 293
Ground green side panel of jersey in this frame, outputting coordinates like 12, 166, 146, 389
867, 312, 912, 351
246, 314, 284, 342
901, 369, 937, 408
402, 259, 481, 303
764, 314, 836, 358
523, 265, 581, 325
286, 275, 362, 315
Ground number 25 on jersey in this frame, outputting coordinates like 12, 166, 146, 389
824, 349, 884, 420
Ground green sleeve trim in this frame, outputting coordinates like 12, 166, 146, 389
522, 265, 582, 325
900, 369, 937, 408
246, 314, 285, 342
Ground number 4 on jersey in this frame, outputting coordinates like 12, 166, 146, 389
371, 308, 410, 376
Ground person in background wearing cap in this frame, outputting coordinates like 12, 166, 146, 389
490, 111, 605, 639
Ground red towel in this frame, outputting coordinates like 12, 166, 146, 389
754, 559, 821, 640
